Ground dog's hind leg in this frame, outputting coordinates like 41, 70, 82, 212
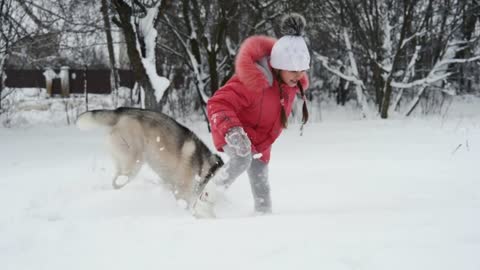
108, 128, 144, 189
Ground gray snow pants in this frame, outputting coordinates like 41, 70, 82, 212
215, 145, 272, 213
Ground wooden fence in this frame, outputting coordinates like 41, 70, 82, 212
1, 69, 135, 95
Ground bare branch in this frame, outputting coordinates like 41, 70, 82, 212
17, 0, 51, 30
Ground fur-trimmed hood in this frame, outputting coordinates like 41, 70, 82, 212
234, 35, 309, 92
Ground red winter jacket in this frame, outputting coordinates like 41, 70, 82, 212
207, 35, 309, 163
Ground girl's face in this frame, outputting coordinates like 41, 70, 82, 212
279, 70, 306, 87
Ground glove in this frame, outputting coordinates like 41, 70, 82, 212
225, 127, 251, 157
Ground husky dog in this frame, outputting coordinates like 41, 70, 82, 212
76, 107, 223, 217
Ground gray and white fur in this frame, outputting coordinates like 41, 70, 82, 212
76, 107, 223, 208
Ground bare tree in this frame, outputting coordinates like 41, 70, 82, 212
159, 0, 240, 119
1, 0, 37, 111
447, 0, 480, 94
309, 0, 480, 118
111, 0, 171, 110
3, 0, 480, 121
157, 0, 298, 120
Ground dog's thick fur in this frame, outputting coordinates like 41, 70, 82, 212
76, 107, 223, 207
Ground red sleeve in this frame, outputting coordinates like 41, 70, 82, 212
207, 82, 251, 139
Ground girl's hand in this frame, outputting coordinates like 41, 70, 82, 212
225, 127, 251, 157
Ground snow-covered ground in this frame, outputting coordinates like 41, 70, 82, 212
1, 120, 479, 269
1, 93, 480, 269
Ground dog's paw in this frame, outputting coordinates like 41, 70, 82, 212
191, 197, 216, 218
191, 180, 218, 218
192, 204, 215, 219
112, 175, 130, 189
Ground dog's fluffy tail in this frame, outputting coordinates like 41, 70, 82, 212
76, 110, 119, 130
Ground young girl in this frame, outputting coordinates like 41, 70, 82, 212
200, 13, 310, 215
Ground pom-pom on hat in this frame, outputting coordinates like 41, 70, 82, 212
270, 13, 310, 71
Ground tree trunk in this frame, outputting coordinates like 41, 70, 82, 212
207, 3, 230, 95
380, 1, 415, 119
207, 49, 218, 96
450, 0, 478, 93
111, 0, 169, 110
372, 60, 384, 112
343, 28, 370, 118
101, 0, 120, 105
336, 78, 347, 106
380, 77, 393, 118
0, 69, 3, 112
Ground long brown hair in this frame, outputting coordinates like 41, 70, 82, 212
276, 72, 309, 129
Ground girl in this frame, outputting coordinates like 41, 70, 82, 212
202, 13, 310, 215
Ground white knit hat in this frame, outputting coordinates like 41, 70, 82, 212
270, 13, 310, 71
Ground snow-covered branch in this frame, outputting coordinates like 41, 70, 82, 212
313, 53, 365, 87
401, 31, 427, 49
313, 29, 371, 118
137, 2, 170, 103
440, 55, 480, 65
342, 29, 371, 118
162, 14, 208, 104
391, 72, 452, 89
391, 54, 480, 89
390, 45, 421, 113
402, 43, 480, 116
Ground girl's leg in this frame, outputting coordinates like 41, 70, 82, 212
214, 145, 252, 188
247, 158, 271, 213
